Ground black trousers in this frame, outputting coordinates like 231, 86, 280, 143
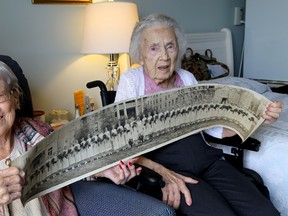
145, 133, 279, 216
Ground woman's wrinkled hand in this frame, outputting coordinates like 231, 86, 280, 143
160, 167, 198, 209
94, 157, 142, 185
0, 166, 25, 206
262, 101, 283, 124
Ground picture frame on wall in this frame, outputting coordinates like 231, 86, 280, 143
32, 0, 92, 4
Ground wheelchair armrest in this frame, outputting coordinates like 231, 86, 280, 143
125, 164, 165, 199
203, 133, 261, 152
135, 164, 165, 188
93, 164, 165, 199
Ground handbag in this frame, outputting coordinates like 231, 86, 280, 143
181, 48, 210, 81
202, 49, 229, 79
181, 48, 229, 80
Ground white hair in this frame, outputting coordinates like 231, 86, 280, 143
129, 14, 187, 69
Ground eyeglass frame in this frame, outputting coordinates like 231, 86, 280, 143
0, 89, 15, 103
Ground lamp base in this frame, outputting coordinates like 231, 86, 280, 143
105, 54, 120, 91
105, 77, 118, 91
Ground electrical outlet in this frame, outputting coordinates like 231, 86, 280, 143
234, 7, 244, 25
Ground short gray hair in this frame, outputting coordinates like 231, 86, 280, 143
129, 14, 186, 68
0, 61, 21, 94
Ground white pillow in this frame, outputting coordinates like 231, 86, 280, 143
201, 77, 271, 94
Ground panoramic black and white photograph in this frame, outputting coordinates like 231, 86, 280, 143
12, 83, 270, 205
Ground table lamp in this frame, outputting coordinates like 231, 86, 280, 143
82, 1, 139, 91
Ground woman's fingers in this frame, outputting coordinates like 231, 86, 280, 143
0, 192, 10, 205
170, 183, 181, 209
162, 171, 198, 209
162, 187, 169, 204
9, 192, 22, 201
180, 183, 192, 206
162, 181, 181, 209
173, 189, 181, 209
116, 164, 125, 185
263, 101, 283, 124
4, 174, 24, 187
174, 176, 194, 208
119, 161, 131, 182
0, 167, 23, 179
181, 175, 198, 185
0, 167, 24, 205
97, 158, 142, 185
128, 157, 139, 164
116, 160, 141, 184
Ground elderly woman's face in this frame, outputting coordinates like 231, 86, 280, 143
140, 26, 178, 84
0, 79, 18, 138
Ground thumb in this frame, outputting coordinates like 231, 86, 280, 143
136, 167, 142, 176
184, 176, 198, 184
128, 157, 139, 164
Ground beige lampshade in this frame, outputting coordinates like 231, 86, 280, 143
82, 2, 139, 54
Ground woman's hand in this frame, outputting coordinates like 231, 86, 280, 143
136, 156, 198, 209
0, 167, 25, 205
221, 101, 283, 138
93, 158, 142, 185
262, 101, 283, 124
159, 166, 198, 209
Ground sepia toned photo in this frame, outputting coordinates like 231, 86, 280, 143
12, 83, 270, 205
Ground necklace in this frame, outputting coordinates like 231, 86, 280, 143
5, 158, 12, 167
2, 133, 14, 167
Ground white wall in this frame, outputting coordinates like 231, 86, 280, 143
1, 0, 109, 121
244, 0, 288, 82
0, 0, 245, 122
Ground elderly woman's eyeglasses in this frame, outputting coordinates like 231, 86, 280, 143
0, 90, 13, 103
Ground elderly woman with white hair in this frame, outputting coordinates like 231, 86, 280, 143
115, 13, 283, 216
